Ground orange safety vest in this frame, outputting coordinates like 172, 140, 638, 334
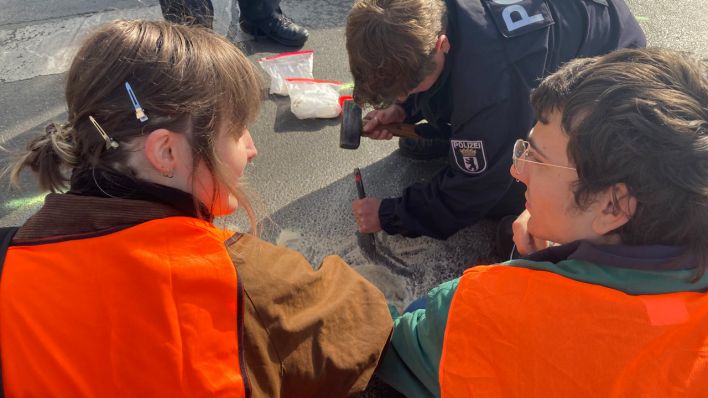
440, 266, 708, 398
0, 217, 247, 397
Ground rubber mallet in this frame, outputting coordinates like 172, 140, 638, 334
339, 100, 419, 149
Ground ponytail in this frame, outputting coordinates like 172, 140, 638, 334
10, 123, 80, 192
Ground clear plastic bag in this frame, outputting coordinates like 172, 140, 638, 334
258, 50, 314, 96
286, 78, 343, 119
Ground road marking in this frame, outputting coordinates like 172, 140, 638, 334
0, 6, 163, 83
0, 1, 246, 83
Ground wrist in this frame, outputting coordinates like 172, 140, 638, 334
392, 104, 407, 120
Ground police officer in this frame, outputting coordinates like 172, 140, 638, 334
346, 0, 646, 240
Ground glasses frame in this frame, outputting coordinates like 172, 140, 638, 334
512, 139, 576, 174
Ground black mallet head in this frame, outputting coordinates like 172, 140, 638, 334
340, 100, 363, 149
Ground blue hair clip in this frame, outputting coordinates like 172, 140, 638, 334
125, 82, 148, 123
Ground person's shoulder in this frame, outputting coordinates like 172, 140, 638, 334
428, 277, 462, 300
458, 263, 528, 283
228, 233, 310, 264
449, 0, 500, 45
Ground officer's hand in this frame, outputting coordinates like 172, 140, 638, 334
352, 197, 383, 233
512, 210, 550, 256
362, 105, 406, 140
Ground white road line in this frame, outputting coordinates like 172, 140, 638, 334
0, 6, 163, 83
0, 1, 245, 84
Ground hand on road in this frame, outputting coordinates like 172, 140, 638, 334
512, 210, 550, 256
352, 197, 383, 233
362, 104, 406, 140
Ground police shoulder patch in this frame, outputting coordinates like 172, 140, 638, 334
451, 140, 487, 174
483, 0, 555, 38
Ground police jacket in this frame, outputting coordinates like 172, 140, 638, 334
379, 0, 646, 239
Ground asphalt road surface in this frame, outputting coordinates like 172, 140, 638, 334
0, 2, 706, 393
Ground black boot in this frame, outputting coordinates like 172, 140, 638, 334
159, 0, 214, 28
240, 14, 309, 47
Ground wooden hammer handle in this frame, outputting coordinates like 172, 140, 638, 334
363, 123, 419, 140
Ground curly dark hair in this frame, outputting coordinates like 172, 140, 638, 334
531, 48, 708, 278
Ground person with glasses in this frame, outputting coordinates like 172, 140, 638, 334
346, 0, 645, 242
372, 47, 708, 397
505, 138, 577, 255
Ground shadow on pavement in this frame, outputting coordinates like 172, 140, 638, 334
258, 152, 501, 311
256, 151, 504, 396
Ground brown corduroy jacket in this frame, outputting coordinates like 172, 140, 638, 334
13, 193, 393, 397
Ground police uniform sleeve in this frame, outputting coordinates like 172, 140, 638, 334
379, 97, 527, 239
400, 96, 425, 125
376, 278, 460, 398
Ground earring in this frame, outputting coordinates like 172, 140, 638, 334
161, 169, 174, 179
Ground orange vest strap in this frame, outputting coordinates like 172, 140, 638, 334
0, 226, 18, 396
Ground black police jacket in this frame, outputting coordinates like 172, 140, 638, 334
379, 0, 645, 239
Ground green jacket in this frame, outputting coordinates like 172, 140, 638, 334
376, 241, 708, 397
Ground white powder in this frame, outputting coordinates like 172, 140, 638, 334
267, 220, 497, 311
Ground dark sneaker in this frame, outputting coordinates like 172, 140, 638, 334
240, 15, 309, 47
398, 137, 449, 160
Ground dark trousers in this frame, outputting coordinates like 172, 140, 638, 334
238, 0, 281, 22
159, 0, 282, 27
159, 0, 214, 28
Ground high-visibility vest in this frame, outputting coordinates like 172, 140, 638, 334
440, 265, 708, 398
1, 217, 247, 397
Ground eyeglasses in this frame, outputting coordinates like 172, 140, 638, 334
512, 139, 576, 175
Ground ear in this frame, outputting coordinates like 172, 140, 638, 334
436, 34, 450, 54
592, 183, 637, 236
143, 128, 179, 176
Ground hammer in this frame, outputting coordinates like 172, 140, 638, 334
339, 100, 419, 149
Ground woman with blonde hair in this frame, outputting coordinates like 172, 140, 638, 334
0, 20, 391, 397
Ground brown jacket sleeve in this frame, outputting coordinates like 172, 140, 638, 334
229, 234, 393, 398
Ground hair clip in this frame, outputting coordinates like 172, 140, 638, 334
89, 115, 120, 150
125, 82, 148, 123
